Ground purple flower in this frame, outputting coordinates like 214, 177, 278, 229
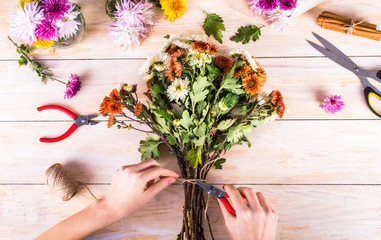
64, 74, 81, 99
279, 0, 297, 10
35, 18, 59, 41
320, 94, 344, 114
256, 0, 279, 11
42, 0, 71, 20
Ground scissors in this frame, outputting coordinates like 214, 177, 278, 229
196, 181, 246, 216
37, 105, 98, 143
307, 32, 381, 118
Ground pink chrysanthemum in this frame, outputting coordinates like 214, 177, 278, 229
279, 0, 297, 10
256, 0, 279, 11
42, 0, 71, 20
64, 74, 81, 99
320, 95, 345, 114
35, 18, 59, 41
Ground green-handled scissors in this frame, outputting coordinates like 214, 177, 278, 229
307, 32, 381, 117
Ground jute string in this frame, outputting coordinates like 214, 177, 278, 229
46, 163, 97, 201
344, 19, 365, 34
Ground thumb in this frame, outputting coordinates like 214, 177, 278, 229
144, 177, 177, 199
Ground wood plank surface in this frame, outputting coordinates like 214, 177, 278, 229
1, 185, 381, 240
1, 0, 381, 59
1, 0, 381, 239
2, 57, 381, 121
1, 120, 381, 184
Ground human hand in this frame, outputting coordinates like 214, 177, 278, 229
218, 185, 278, 240
101, 159, 179, 222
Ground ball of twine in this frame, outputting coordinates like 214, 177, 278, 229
46, 163, 82, 201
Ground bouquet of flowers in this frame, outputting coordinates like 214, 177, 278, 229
100, 33, 285, 239
9, 0, 85, 48
106, 0, 187, 48
248, 0, 325, 32
8, 0, 84, 99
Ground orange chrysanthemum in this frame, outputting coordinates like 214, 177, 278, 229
108, 102, 123, 114
107, 114, 115, 128
134, 102, 143, 116
277, 99, 285, 118
234, 64, 252, 78
270, 90, 283, 105
214, 55, 233, 74
192, 41, 209, 52
99, 96, 111, 116
207, 43, 218, 54
165, 57, 182, 81
167, 45, 180, 55
242, 75, 265, 95
110, 89, 121, 102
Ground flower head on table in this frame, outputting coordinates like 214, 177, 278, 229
320, 94, 345, 114
64, 74, 82, 99
160, 0, 187, 22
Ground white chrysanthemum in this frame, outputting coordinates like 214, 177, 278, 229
167, 77, 190, 101
218, 102, 228, 112
188, 50, 213, 67
172, 40, 192, 49
267, 9, 291, 33
9, 2, 43, 45
139, 53, 170, 74
142, 72, 155, 81
109, 21, 142, 48
265, 112, 278, 123
160, 33, 208, 52
230, 48, 258, 69
56, 6, 81, 39
255, 92, 268, 105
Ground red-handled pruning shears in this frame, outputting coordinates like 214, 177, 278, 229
196, 181, 246, 216
37, 105, 98, 143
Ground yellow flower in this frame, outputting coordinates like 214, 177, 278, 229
218, 102, 228, 112
18, 0, 36, 9
160, 0, 187, 22
173, 119, 181, 127
123, 85, 133, 92
33, 38, 55, 49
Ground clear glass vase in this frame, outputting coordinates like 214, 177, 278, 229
54, 4, 85, 49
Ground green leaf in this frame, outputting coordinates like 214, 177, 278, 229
226, 125, 244, 143
192, 135, 206, 147
220, 93, 239, 113
230, 25, 263, 45
181, 110, 193, 130
150, 84, 164, 99
179, 130, 190, 143
185, 148, 202, 168
153, 111, 170, 134
152, 108, 173, 122
164, 34, 170, 39
213, 158, 226, 170
167, 135, 177, 145
18, 56, 28, 67
217, 119, 236, 131
194, 122, 206, 137
202, 11, 225, 43
139, 134, 162, 161
190, 76, 211, 104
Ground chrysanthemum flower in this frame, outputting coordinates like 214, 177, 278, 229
166, 77, 190, 101
100, 96, 111, 115
9, 2, 43, 46
256, 0, 279, 11
33, 38, 55, 48
109, 21, 142, 48
320, 94, 344, 114
107, 114, 115, 128
173, 119, 181, 127
35, 18, 59, 41
214, 55, 233, 74
42, 0, 72, 20
108, 102, 123, 114
242, 74, 265, 95
279, 0, 297, 10
160, 0, 187, 22
110, 89, 122, 102
134, 102, 143, 116
64, 74, 81, 99
18, 0, 37, 9
56, 6, 81, 39
218, 102, 228, 112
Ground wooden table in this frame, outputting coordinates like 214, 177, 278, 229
1, 0, 381, 239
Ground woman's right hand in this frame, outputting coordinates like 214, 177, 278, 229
218, 185, 278, 240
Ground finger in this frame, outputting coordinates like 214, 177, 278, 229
142, 166, 180, 181
256, 192, 272, 212
217, 199, 235, 221
238, 187, 261, 210
134, 159, 161, 171
144, 177, 176, 199
224, 185, 247, 213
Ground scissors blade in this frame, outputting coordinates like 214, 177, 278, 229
307, 40, 359, 74
312, 32, 357, 66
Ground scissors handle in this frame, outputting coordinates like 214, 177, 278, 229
40, 123, 78, 143
37, 105, 77, 119
364, 87, 381, 118
221, 192, 247, 216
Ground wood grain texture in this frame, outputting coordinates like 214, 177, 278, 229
2, 0, 381, 59
1, 120, 381, 184
1, 57, 381, 121
1, 185, 381, 240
